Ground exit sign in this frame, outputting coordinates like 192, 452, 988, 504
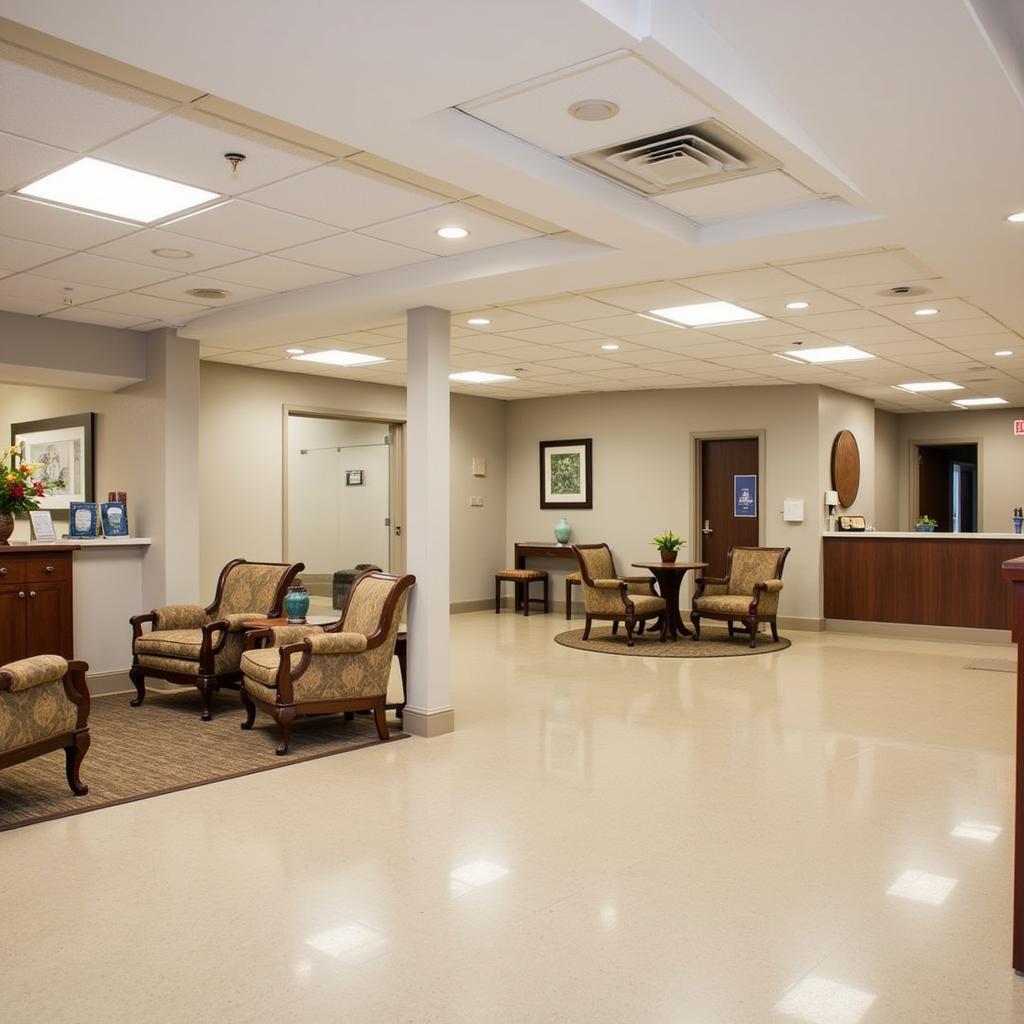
1016, 419, 1024, 435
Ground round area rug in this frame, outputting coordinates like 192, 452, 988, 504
553, 625, 790, 658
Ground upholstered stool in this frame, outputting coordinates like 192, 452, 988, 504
565, 572, 582, 620
495, 569, 549, 616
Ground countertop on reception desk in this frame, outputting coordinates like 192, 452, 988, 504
823, 532, 1024, 633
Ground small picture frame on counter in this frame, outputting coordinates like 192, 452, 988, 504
68, 501, 99, 539
100, 501, 129, 538
29, 510, 57, 543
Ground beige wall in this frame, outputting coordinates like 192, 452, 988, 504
896, 405, 1024, 532
874, 409, 900, 530
818, 387, 877, 529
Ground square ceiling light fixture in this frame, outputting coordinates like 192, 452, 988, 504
292, 350, 387, 367
893, 381, 964, 393
952, 396, 1007, 408
18, 157, 220, 223
775, 345, 874, 364
647, 301, 763, 327
449, 371, 517, 384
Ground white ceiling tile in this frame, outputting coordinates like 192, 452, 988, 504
0, 131, 73, 190
784, 250, 935, 288
582, 281, 711, 312
504, 324, 608, 344
448, 351, 517, 369
855, 338, 947, 356
453, 309, 549, 332
201, 255, 345, 290
88, 228, 257, 274
782, 309, 890, 331
86, 293, 207, 320
678, 267, 809, 300
0, 234, 71, 273
275, 232, 432, 275
203, 350, 281, 365
95, 110, 330, 194
913, 316, 1008, 338
245, 163, 445, 229
655, 172, 813, 219
0, 45, 173, 151
878, 298, 987, 324
507, 295, 623, 322
551, 337, 649, 355
832, 278, 962, 306
569, 312, 686, 337
677, 340, 758, 359
0, 195, 136, 248
0, 272, 116, 306
165, 200, 336, 252
0, 295, 62, 315
461, 53, 712, 157
819, 324, 923, 344
703, 318, 810, 340
361, 202, 536, 255
947, 333, 1021, 351
31, 252, 179, 290
617, 346, 699, 365
741, 290, 859, 318
536, 354, 634, 371
137, 273, 271, 306
45, 306, 150, 328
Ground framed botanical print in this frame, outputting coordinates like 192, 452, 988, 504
11, 413, 95, 511
539, 438, 593, 510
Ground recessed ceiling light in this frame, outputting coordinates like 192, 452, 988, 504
436, 226, 469, 240
292, 350, 387, 367
466, 317, 491, 326
893, 381, 964, 393
449, 371, 517, 384
995, 350, 1014, 356
648, 301, 763, 327
186, 287, 231, 300
785, 301, 810, 310
567, 99, 620, 122
914, 307, 939, 317
285, 347, 305, 355
952, 396, 1008, 408
1007, 211, 1024, 223
776, 345, 874, 364
151, 247, 194, 260
600, 343, 620, 351
18, 157, 220, 224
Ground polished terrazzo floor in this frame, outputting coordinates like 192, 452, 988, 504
2, 612, 1021, 1023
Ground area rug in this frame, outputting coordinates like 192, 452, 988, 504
554, 624, 790, 658
0, 687, 406, 833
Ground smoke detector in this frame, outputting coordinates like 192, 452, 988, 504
224, 152, 246, 173
881, 285, 927, 298
568, 99, 619, 122
186, 287, 232, 300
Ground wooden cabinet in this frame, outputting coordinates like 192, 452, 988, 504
0, 545, 77, 665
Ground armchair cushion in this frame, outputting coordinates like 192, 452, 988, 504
697, 580, 729, 597
220, 612, 264, 632
593, 578, 624, 589
0, 681, 77, 752
626, 594, 667, 616
135, 630, 245, 674
135, 629, 203, 661
269, 624, 324, 647
759, 579, 784, 593
153, 604, 207, 631
306, 632, 368, 655
240, 647, 291, 687
694, 594, 754, 616
0, 654, 69, 692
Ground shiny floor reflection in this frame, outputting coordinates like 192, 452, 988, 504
2, 614, 1022, 1022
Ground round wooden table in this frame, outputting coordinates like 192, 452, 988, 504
631, 562, 708, 642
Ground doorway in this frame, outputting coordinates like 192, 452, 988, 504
697, 437, 761, 576
915, 442, 978, 532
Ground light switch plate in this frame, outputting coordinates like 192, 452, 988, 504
470, 496, 484, 507
472, 456, 486, 477
783, 499, 804, 522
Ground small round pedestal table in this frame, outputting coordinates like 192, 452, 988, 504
631, 561, 708, 642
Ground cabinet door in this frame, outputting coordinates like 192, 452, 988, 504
25, 583, 68, 658
0, 587, 27, 664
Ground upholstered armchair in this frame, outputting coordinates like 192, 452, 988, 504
0, 655, 90, 795
239, 570, 414, 755
129, 559, 304, 720
571, 543, 666, 646
691, 547, 790, 647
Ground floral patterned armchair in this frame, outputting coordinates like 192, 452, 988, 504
129, 559, 303, 720
239, 570, 414, 754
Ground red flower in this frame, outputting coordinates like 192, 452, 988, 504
33, 481, 45, 496
9, 483, 24, 500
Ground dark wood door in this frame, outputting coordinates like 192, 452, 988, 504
699, 438, 759, 576
25, 583, 67, 658
0, 587, 27, 664
918, 445, 950, 531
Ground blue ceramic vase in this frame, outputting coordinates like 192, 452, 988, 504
554, 517, 572, 545
1014, 516, 1023, 535
283, 582, 310, 623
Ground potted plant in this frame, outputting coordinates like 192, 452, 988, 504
652, 530, 685, 563
0, 443, 60, 546
915, 514, 938, 533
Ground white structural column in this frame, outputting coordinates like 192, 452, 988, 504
403, 307, 455, 737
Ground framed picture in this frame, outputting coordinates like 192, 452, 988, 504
539, 438, 593, 510
69, 502, 99, 539
11, 413, 94, 511
29, 510, 57, 543
100, 501, 129, 537
346, 469, 364, 486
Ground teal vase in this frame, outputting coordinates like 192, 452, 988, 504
554, 517, 572, 545
283, 582, 310, 623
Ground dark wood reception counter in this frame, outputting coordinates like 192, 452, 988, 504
824, 532, 1024, 630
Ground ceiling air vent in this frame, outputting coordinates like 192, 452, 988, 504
572, 119, 780, 196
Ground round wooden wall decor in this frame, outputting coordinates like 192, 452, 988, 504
831, 430, 860, 508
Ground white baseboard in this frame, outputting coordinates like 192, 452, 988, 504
825, 618, 1012, 645
777, 616, 825, 632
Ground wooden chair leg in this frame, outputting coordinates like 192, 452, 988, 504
611, 620, 619, 636
64, 731, 89, 796
690, 612, 701, 639
274, 706, 296, 756
747, 617, 758, 648
197, 675, 216, 721
129, 666, 146, 708
495, 577, 501, 613
372, 700, 389, 741
727, 621, 735, 637
523, 580, 530, 617
240, 686, 257, 730
565, 579, 572, 620
583, 614, 593, 640
625, 615, 636, 647
544, 575, 549, 614
770, 619, 779, 643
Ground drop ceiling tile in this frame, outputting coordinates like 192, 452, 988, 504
244, 163, 445, 229
783, 250, 934, 288
0, 195, 136, 249
453, 309, 549, 332
448, 350, 522, 370
32, 252, 179, 290
86, 293, 207, 320
504, 324, 608, 344
527, 371, 607, 386
617, 346, 700, 365
0, 234, 71, 273
832, 278, 962, 306
655, 172, 812, 219
950, 334, 1022, 351
568, 312, 686, 337
678, 267, 809, 300
677, 340, 759, 359
551, 337, 650, 355
878, 298, 986, 324
781, 309, 890, 331
201, 255, 345, 291
855, 338, 946, 356
200, 346, 231, 357
88, 228, 257, 274
0, 44, 173, 151
635, 328, 706, 352
0, 272, 116, 305
0, 131, 73, 191
714, 353, 798, 370
361, 202, 536, 256
137, 274, 271, 306
203, 350, 281, 365
914, 316, 1007, 338
166, 201, 336, 252
507, 295, 622, 322
741, 290, 859, 318
581, 281, 712, 313
819, 324, 923, 344
703, 319, 807, 340
0, 296, 61, 315
275, 232, 432, 275
584, 365, 678, 381
535, 354, 642, 372
45, 306, 150, 328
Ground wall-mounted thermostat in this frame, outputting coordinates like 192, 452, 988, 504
783, 499, 805, 522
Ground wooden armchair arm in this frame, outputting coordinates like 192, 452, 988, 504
198, 619, 231, 671
273, 641, 312, 704
244, 627, 273, 651
751, 579, 784, 610
130, 612, 157, 641
63, 660, 90, 728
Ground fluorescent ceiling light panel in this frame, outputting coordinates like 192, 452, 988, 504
776, 346, 874, 364
18, 158, 220, 224
893, 381, 964, 393
449, 371, 517, 384
952, 396, 1007, 407
292, 350, 386, 367
648, 301, 763, 327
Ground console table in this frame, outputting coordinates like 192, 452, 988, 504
514, 542, 577, 570
0, 544, 79, 664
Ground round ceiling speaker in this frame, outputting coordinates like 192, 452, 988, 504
568, 99, 620, 121
881, 285, 927, 298
186, 287, 232, 300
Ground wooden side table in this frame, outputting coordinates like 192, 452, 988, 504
631, 562, 708, 642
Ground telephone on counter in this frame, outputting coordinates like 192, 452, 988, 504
836, 515, 867, 532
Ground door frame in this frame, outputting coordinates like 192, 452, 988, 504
908, 436, 982, 531
690, 430, 767, 567
282, 404, 407, 573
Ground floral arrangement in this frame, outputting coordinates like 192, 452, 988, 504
0, 443, 59, 515
915, 514, 938, 526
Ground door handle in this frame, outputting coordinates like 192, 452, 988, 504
28, 591, 36, 598
0, 567, 6, 575
395, 526, 402, 536
702, 520, 714, 535
44, 565, 55, 574
18, 591, 25, 599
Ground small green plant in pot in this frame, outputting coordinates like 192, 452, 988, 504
915, 514, 938, 533
652, 530, 685, 563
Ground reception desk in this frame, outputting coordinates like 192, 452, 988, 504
823, 532, 1024, 630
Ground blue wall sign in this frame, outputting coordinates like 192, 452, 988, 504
734, 475, 757, 518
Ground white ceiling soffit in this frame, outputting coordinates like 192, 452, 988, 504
964, 0, 1024, 110
0, 361, 143, 391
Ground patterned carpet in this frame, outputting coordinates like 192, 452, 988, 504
0, 686, 405, 832
554, 624, 790, 657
